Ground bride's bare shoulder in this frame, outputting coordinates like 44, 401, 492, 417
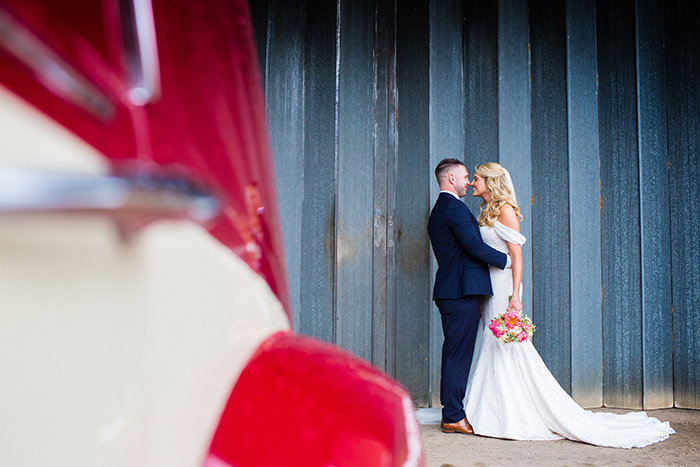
497, 203, 520, 232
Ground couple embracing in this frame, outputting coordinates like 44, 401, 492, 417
427, 158, 674, 448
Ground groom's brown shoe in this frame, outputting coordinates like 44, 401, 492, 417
441, 418, 474, 435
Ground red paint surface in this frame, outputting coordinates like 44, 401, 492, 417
0, 0, 289, 311
208, 332, 422, 467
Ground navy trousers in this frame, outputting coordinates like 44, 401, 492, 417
436, 295, 481, 423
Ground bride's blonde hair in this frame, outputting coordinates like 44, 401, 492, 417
475, 162, 523, 227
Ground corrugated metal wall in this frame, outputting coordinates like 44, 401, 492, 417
250, 0, 700, 410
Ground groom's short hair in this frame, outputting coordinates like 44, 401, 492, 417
435, 158, 466, 184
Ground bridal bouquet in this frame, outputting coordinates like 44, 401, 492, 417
488, 300, 535, 343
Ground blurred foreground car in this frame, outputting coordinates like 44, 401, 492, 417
0, 1, 424, 465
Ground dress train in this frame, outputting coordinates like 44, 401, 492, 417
463, 222, 674, 448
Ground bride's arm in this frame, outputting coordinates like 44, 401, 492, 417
498, 204, 522, 312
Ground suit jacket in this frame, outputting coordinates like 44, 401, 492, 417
428, 192, 507, 300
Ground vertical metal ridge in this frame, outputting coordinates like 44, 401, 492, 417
395, 0, 430, 405
463, 0, 499, 217
665, 0, 700, 409
300, 0, 339, 342
497, 0, 532, 343
335, 0, 375, 361
597, 0, 644, 410
372, 0, 389, 371
428, 0, 463, 406
386, 0, 398, 379
635, 0, 646, 410
333, 0, 341, 345
566, 0, 603, 408
531, 0, 571, 393
635, 0, 673, 409
266, 0, 306, 331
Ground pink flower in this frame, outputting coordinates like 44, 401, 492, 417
504, 311, 520, 328
517, 331, 528, 342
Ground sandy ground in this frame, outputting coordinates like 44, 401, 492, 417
420, 408, 700, 467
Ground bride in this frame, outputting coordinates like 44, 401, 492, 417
463, 162, 674, 448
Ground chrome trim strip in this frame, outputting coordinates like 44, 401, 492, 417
0, 166, 220, 224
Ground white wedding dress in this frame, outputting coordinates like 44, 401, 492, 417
464, 221, 675, 448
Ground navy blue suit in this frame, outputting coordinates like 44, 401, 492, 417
427, 192, 507, 423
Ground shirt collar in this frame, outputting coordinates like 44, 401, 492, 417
439, 190, 461, 200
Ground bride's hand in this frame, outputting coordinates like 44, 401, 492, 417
507, 295, 522, 312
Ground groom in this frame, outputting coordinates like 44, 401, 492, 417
427, 158, 509, 434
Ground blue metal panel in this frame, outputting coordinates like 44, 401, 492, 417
383, 0, 399, 379
372, 0, 391, 372
597, 0, 643, 409
665, 0, 700, 410
566, 0, 603, 408
335, 0, 375, 361
429, 0, 463, 408
497, 0, 532, 333
299, 0, 338, 343
251, 0, 697, 410
462, 0, 499, 215
530, 0, 571, 393
635, 0, 674, 409
395, 0, 431, 406
266, 0, 305, 330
